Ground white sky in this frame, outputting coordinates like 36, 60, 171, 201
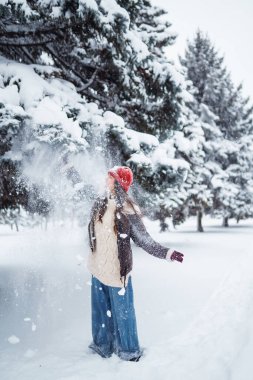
151, 0, 253, 100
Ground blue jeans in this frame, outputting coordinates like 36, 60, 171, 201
89, 275, 143, 361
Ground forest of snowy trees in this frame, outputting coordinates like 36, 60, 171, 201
0, 0, 253, 231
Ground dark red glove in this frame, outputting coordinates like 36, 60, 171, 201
170, 250, 184, 263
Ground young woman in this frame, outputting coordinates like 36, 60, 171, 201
87, 166, 184, 362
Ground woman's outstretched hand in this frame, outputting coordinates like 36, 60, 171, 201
170, 250, 184, 263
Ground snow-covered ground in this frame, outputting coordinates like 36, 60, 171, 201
0, 216, 253, 380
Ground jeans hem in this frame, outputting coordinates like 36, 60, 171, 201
88, 342, 113, 358
114, 347, 144, 361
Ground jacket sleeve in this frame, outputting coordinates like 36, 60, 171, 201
128, 213, 169, 259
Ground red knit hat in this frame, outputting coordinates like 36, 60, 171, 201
108, 166, 133, 192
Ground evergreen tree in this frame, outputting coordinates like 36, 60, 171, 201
0, 100, 30, 226
173, 102, 213, 232
0, 0, 191, 227
0, 0, 181, 140
180, 30, 253, 226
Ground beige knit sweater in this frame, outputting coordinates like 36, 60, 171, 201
87, 196, 140, 288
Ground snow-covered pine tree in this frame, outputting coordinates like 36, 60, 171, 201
102, 1, 192, 227
216, 87, 253, 224
0, 97, 30, 228
207, 79, 253, 225
0, 0, 180, 139
0, 57, 101, 224
112, 0, 180, 140
180, 30, 226, 110
171, 101, 212, 232
235, 133, 253, 222
180, 30, 253, 226
0, 0, 191, 228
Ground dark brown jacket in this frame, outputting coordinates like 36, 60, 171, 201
88, 197, 169, 287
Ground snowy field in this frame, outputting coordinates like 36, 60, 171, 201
0, 216, 253, 380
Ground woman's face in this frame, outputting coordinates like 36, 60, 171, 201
106, 174, 115, 192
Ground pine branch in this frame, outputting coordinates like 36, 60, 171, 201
80, 88, 111, 105
78, 68, 98, 92
45, 44, 97, 88
0, 37, 55, 46
44, 45, 113, 105
20, 46, 34, 63
0, 20, 72, 37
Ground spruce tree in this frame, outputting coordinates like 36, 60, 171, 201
0, 0, 191, 227
0, 101, 30, 225
180, 30, 253, 226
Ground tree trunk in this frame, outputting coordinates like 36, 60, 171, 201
160, 220, 169, 232
222, 216, 229, 227
197, 210, 204, 232
14, 220, 19, 232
